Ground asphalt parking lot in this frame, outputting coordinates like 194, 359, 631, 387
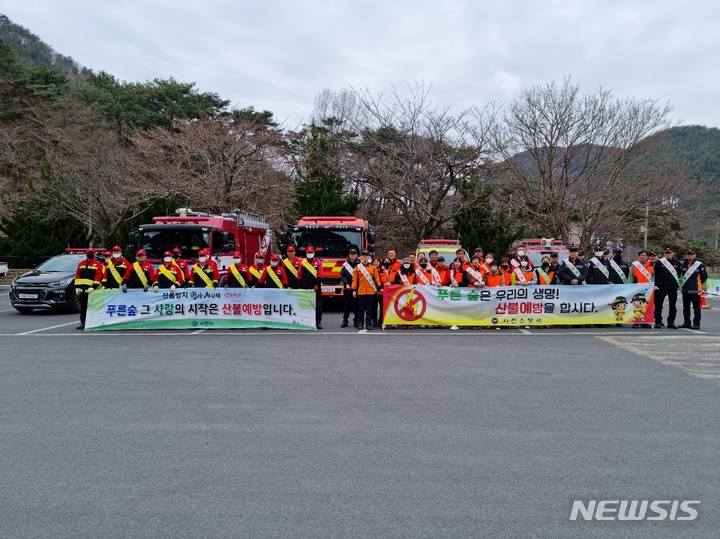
2, 286, 719, 538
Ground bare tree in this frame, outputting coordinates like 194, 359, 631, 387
319, 82, 500, 246
497, 76, 674, 248
130, 113, 293, 222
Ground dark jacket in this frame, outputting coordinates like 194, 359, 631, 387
558, 257, 588, 284
680, 259, 708, 292
586, 257, 611, 285
609, 256, 630, 284
340, 258, 360, 286
653, 257, 682, 289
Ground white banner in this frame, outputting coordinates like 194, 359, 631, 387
85, 288, 317, 330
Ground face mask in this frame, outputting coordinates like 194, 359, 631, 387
517, 251, 525, 257
87, 253, 95, 259
491, 267, 498, 273
271, 261, 279, 268
383, 262, 391, 268
594, 251, 603, 257
485, 258, 493, 263
173, 254, 180, 259
163, 257, 172, 263
520, 261, 528, 268
501, 264, 509, 269
233, 258, 241, 264
307, 253, 315, 259
403, 263, 410, 269
198, 256, 207, 263
256, 260, 263, 265
112, 252, 121, 259
419, 262, 428, 268
542, 263, 549, 269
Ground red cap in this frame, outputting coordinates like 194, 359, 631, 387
163, 251, 172, 257
136, 249, 147, 256
172, 247, 181, 254
232, 251, 242, 257
286, 246, 295, 252
270, 254, 280, 261
86, 247, 95, 253
306, 246, 315, 253
105, 251, 112, 256
112, 245, 122, 252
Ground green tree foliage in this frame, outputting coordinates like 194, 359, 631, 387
292, 119, 361, 219
453, 179, 524, 257
79, 72, 230, 137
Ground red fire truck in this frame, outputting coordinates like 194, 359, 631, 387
281, 216, 376, 297
128, 208, 272, 271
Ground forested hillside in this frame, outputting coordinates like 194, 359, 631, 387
1, 13, 719, 267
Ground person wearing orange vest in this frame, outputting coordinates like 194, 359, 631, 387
392, 258, 417, 285
483, 260, 505, 287
155, 250, 185, 290
221, 251, 251, 288
499, 257, 514, 286
352, 250, 382, 330
435, 256, 451, 286
465, 255, 487, 288
101, 245, 130, 289
386, 249, 402, 273
259, 254, 288, 289
74, 247, 103, 330
511, 255, 536, 286
188, 248, 219, 288
631, 250, 654, 284
377, 257, 397, 326
297, 246, 324, 329
448, 257, 468, 287
535, 256, 558, 285
282, 245, 301, 289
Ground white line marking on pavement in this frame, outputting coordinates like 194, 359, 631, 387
519, 329, 532, 335
16, 321, 78, 335
191, 329, 207, 334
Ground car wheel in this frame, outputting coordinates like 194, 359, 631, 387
15, 307, 34, 314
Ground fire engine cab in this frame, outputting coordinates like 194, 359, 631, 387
280, 216, 375, 297
128, 208, 272, 271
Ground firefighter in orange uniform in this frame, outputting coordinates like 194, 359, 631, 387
74, 247, 103, 330
101, 245, 130, 289
155, 250, 185, 290
259, 254, 288, 289
352, 250, 382, 330
122, 249, 156, 291
221, 251, 251, 288
297, 246, 324, 329
189, 248, 219, 288
283, 246, 301, 289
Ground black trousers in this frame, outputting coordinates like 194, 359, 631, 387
682, 291, 701, 326
78, 291, 89, 326
654, 287, 677, 325
357, 294, 374, 328
314, 288, 322, 325
343, 287, 358, 324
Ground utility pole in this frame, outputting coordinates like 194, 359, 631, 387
641, 200, 649, 250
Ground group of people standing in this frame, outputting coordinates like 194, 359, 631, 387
339, 244, 709, 331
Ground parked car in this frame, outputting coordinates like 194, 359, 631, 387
9, 252, 87, 314
0, 260, 8, 277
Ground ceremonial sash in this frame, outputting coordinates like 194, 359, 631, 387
266, 268, 283, 288
450, 270, 459, 287
158, 264, 179, 284
133, 262, 149, 287
589, 257, 610, 279
229, 264, 247, 287
415, 268, 430, 285
342, 261, 356, 275
511, 258, 520, 268
466, 267, 484, 285
399, 272, 410, 285
357, 263, 378, 292
682, 260, 702, 287
429, 267, 442, 286
660, 257, 679, 283
536, 267, 552, 285
283, 258, 298, 277
106, 260, 123, 285
249, 266, 263, 280
632, 261, 652, 282
192, 264, 214, 287
609, 259, 629, 283
301, 258, 318, 278
513, 267, 528, 285
563, 259, 586, 284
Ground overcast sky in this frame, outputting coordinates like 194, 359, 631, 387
2, 1, 718, 130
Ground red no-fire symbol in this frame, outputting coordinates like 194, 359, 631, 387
393, 288, 427, 322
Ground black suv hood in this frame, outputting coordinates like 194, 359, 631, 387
15, 270, 75, 285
